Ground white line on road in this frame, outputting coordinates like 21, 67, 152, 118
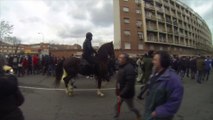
19, 85, 144, 92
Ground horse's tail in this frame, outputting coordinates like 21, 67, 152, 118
55, 60, 64, 87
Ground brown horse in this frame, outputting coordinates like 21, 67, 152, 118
55, 42, 115, 96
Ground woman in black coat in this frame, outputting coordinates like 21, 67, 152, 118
0, 54, 24, 120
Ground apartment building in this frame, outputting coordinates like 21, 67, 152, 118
114, 0, 212, 55
0, 41, 23, 54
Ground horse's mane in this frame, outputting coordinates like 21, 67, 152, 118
97, 42, 113, 60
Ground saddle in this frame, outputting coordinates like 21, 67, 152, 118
79, 59, 95, 76
80, 59, 90, 66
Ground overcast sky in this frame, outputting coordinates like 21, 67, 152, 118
0, 0, 212, 45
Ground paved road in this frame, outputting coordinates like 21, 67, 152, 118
18, 72, 213, 120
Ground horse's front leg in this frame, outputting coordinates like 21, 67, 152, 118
64, 75, 74, 96
96, 78, 104, 97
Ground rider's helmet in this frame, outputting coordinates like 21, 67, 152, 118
86, 32, 93, 40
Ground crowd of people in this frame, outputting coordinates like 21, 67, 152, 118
136, 53, 213, 84
0, 50, 212, 120
4, 54, 65, 77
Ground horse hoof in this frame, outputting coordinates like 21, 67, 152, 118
100, 93, 104, 97
97, 92, 104, 97
68, 92, 73, 96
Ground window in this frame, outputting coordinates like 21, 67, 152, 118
124, 42, 131, 49
147, 32, 157, 41
136, 9, 141, 14
136, 21, 142, 27
124, 18, 130, 23
124, 30, 131, 36
138, 32, 143, 39
138, 44, 143, 50
123, 7, 129, 12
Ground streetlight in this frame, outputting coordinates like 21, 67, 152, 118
38, 32, 44, 43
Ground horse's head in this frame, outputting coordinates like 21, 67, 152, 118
96, 42, 116, 80
97, 42, 115, 60
107, 42, 115, 59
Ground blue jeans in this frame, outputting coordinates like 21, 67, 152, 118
203, 69, 210, 81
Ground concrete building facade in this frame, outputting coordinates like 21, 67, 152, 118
0, 41, 23, 54
113, 0, 212, 55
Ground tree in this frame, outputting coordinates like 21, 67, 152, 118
0, 21, 14, 41
11, 37, 21, 54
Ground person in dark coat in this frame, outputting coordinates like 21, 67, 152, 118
196, 56, 205, 84
0, 54, 25, 120
185, 57, 190, 77
203, 56, 212, 81
189, 57, 197, 80
82, 32, 97, 65
171, 55, 180, 73
137, 50, 153, 100
179, 57, 187, 80
144, 51, 184, 120
114, 53, 141, 120
141, 51, 153, 84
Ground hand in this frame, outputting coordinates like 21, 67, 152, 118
151, 111, 157, 118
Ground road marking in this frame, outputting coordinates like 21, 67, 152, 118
19, 85, 144, 92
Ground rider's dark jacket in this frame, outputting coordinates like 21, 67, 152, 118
82, 38, 96, 59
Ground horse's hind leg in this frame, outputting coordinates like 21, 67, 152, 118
97, 78, 104, 97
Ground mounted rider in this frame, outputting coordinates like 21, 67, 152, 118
82, 32, 97, 66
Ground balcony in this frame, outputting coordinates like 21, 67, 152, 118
146, 13, 157, 21
173, 18, 178, 26
155, 0, 162, 4
174, 31, 179, 36
177, 14, 182, 19
166, 19, 172, 24
164, 2, 170, 6
178, 23, 183, 28
168, 36, 173, 43
175, 39, 179, 44
147, 33, 157, 42
171, 11, 176, 17
147, 26, 157, 31
156, 7, 164, 13
165, 9, 170, 15
159, 28, 166, 33
145, 3, 154, 10
157, 14, 165, 22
